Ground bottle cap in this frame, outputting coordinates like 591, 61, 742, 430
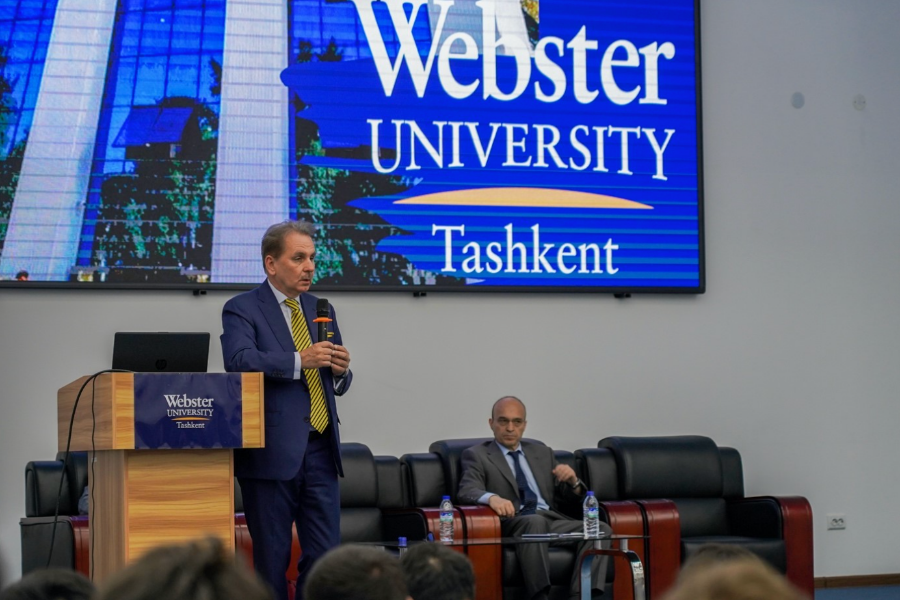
587, 490, 595, 496
442, 495, 450, 500
398, 536, 407, 547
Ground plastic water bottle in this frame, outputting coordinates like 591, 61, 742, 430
439, 495, 454, 542
583, 490, 600, 538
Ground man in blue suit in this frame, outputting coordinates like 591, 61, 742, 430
221, 220, 353, 600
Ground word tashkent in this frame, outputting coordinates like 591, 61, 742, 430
351, 0, 678, 178
433, 224, 619, 275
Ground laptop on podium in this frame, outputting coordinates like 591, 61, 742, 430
112, 332, 210, 372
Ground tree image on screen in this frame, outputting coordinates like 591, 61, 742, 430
291, 37, 462, 288
81, 61, 221, 284
0, 46, 26, 259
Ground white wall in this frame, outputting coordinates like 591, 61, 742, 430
2, 0, 899, 584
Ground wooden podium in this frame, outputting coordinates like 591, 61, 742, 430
57, 372, 264, 582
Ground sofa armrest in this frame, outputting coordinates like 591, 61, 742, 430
234, 513, 252, 568
394, 507, 464, 543
381, 509, 429, 542
600, 500, 646, 600
457, 505, 502, 600
634, 499, 680, 600
766, 496, 813, 598
20, 515, 90, 577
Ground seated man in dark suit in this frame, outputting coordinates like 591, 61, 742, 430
457, 396, 612, 600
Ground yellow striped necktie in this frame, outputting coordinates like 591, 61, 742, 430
284, 298, 329, 433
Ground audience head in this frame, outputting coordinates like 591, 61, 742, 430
663, 557, 807, 600
679, 543, 760, 581
401, 542, 475, 600
0, 568, 94, 600
489, 395, 527, 450
305, 545, 410, 600
94, 537, 271, 600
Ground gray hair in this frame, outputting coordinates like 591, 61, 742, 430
261, 220, 317, 265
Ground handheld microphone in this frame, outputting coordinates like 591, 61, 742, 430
314, 298, 332, 342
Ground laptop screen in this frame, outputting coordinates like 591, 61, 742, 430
112, 332, 210, 373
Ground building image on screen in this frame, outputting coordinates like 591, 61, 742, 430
0, 0, 703, 293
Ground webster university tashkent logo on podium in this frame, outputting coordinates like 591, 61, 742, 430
134, 374, 244, 449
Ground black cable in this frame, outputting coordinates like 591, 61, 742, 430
47, 369, 132, 568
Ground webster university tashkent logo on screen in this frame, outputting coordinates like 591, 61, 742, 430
281, 0, 701, 288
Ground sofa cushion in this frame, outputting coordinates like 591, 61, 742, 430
575, 448, 619, 501
682, 536, 787, 574
339, 443, 378, 508
599, 436, 723, 499
402, 453, 446, 507
673, 498, 729, 537
374, 455, 407, 509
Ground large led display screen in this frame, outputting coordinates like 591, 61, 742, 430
0, 0, 703, 292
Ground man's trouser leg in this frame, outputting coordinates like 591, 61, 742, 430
541, 511, 612, 597
501, 514, 552, 600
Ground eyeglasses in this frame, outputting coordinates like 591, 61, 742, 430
495, 417, 525, 427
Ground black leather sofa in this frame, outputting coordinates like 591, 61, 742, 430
589, 436, 813, 599
21, 436, 813, 600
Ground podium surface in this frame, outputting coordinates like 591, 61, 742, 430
57, 372, 264, 581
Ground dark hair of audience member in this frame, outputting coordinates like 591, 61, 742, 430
0, 567, 94, 600
663, 558, 808, 600
401, 542, 475, 600
305, 545, 409, 600
678, 543, 760, 581
94, 537, 272, 600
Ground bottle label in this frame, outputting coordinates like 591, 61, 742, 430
440, 512, 453, 522
586, 507, 599, 519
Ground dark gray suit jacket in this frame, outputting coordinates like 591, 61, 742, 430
457, 440, 581, 512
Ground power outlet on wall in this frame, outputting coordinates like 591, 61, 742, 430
826, 513, 847, 530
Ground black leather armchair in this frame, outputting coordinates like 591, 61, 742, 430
21, 452, 90, 576
594, 436, 813, 599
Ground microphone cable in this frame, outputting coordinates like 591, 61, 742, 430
47, 369, 132, 569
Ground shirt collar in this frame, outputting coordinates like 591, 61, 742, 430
267, 279, 298, 308
496, 441, 522, 456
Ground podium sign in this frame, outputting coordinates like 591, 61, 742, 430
58, 372, 263, 452
57, 372, 264, 582
134, 373, 244, 449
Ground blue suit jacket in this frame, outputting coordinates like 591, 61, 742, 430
221, 281, 352, 480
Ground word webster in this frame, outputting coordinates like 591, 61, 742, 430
352, 0, 678, 177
